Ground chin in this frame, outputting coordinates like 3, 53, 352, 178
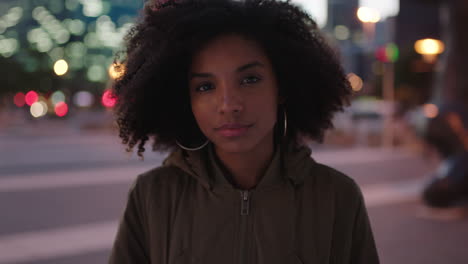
208, 126, 274, 155
211, 138, 258, 154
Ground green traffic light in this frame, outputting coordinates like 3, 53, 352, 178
385, 43, 399, 63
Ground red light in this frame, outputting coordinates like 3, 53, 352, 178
101, 90, 117, 108
25, 91, 39, 106
55, 102, 68, 117
375, 46, 389, 63
14, 92, 26, 107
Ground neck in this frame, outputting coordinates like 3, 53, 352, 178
215, 133, 275, 190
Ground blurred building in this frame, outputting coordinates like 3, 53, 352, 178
326, 0, 395, 93
0, 0, 143, 100
395, 1, 440, 53
325, 0, 364, 79
326, 0, 360, 32
393, 0, 440, 107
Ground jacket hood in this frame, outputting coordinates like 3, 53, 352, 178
162, 139, 315, 191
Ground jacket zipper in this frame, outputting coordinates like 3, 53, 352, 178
239, 190, 250, 264
240, 190, 250, 215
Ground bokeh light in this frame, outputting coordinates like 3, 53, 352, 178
375, 43, 400, 63
5, 7, 23, 27
73, 91, 95, 107
69, 57, 85, 70
55, 31, 71, 44
30, 101, 48, 118
55, 102, 69, 117
386, 43, 399, 62
357, 7, 381, 23
414, 39, 445, 55
108, 63, 125, 79
83, 0, 104, 17
54, 59, 69, 76
48, 47, 65, 61
101, 90, 116, 108
65, 42, 87, 58
0, 21, 6, 35
423, 103, 439, 119
51, 91, 66, 105
32, 6, 47, 21
36, 37, 53, 53
65, 0, 80, 11
84, 32, 100, 48
68, 19, 86, 35
25, 91, 39, 106
347, 73, 364, 92
334, 25, 350, 41
0, 37, 19, 57
14, 92, 26, 107
87, 65, 106, 82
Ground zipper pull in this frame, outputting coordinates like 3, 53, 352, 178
240, 190, 250, 216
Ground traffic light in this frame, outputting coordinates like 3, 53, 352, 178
375, 43, 399, 63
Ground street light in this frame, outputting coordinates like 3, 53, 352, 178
54, 59, 68, 76
108, 63, 125, 79
414, 38, 445, 63
357, 7, 381, 48
357, 7, 381, 23
357, 7, 398, 147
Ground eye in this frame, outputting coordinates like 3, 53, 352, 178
195, 82, 214, 92
241, 75, 261, 85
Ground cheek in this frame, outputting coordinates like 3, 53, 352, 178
191, 98, 213, 131
263, 101, 279, 126
254, 87, 279, 121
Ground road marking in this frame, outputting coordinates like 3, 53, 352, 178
312, 147, 415, 166
0, 221, 118, 264
0, 148, 417, 192
0, 166, 155, 192
363, 178, 425, 207
0, 178, 425, 263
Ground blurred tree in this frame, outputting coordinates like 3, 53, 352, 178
0, 55, 59, 99
0, 57, 25, 97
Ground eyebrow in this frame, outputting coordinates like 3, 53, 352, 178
189, 61, 264, 80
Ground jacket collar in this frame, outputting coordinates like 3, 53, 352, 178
207, 142, 283, 189
162, 139, 314, 191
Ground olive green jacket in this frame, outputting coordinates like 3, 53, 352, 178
109, 142, 380, 264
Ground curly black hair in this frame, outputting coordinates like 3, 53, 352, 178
113, 0, 352, 157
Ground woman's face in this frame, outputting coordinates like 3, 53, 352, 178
189, 34, 280, 154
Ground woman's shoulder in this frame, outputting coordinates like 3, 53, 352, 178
128, 164, 192, 194
283, 142, 361, 197
139, 164, 186, 181
306, 160, 364, 204
311, 161, 357, 187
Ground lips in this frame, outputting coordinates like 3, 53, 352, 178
215, 123, 253, 137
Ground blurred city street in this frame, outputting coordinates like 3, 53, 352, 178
1, 118, 467, 264
1, 0, 468, 263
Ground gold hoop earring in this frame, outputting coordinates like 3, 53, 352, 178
176, 139, 209, 151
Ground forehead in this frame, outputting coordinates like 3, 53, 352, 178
190, 34, 271, 71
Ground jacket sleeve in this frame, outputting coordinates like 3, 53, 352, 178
109, 177, 150, 263
350, 188, 380, 264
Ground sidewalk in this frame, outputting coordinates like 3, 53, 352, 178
0, 109, 116, 137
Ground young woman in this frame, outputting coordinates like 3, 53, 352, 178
109, 0, 380, 263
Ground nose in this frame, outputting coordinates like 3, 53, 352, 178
217, 81, 244, 114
